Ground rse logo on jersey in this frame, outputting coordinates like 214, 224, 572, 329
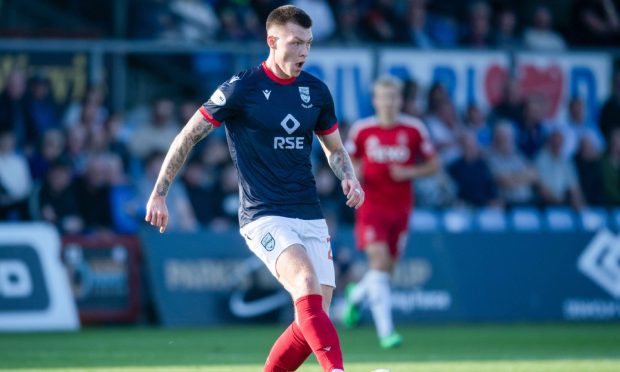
274, 114, 305, 149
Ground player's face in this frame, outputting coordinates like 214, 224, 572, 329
270, 23, 313, 78
373, 85, 402, 120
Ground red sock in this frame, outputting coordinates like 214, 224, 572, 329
264, 322, 312, 372
295, 294, 344, 371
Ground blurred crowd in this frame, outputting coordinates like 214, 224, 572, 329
1, 0, 619, 48
1, 64, 620, 235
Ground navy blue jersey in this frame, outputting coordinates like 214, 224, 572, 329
200, 62, 338, 227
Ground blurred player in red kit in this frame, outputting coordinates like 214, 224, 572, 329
343, 76, 439, 348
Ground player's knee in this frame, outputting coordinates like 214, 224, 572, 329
368, 252, 391, 271
293, 270, 320, 295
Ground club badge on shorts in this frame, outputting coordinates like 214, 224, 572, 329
261, 233, 275, 251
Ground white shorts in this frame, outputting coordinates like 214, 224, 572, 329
239, 216, 335, 288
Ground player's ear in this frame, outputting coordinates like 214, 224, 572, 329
267, 35, 278, 49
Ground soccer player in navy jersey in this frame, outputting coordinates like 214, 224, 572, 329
145, 5, 363, 372
343, 76, 439, 348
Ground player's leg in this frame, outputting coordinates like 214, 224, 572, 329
240, 218, 316, 372
364, 241, 401, 348
343, 221, 388, 329
277, 244, 344, 372
264, 320, 311, 372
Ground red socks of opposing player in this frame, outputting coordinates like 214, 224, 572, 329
264, 322, 312, 371
264, 294, 344, 372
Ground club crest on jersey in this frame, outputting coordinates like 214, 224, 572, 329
261, 233, 275, 251
299, 86, 313, 108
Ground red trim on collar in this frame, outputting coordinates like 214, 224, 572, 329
261, 62, 297, 85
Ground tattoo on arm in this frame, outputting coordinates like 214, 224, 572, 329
154, 115, 214, 196
328, 148, 356, 181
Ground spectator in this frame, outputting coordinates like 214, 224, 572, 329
464, 103, 492, 149
106, 151, 141, 234
534, 129, 584, 210
425, 81, 449, 117
210, 161, 239, 230
522, 5, 566, 51
293, 0, 336, 42
138, 151, 197, 231
75, 154, 113, 232
490, 77, 523, 125
129, 0, 174, 39
63, 85, 108, 130
601, 128, 620, 205
104, 114, 132, 173
425, 98, 464, 165
181, 156, 218, 227
599, 71, 620, 143
487, 121, 537, 207
402, 79, 423, 117
448, 131, 500, 207
0, 130, 32, 220
413, 168, 457, 208
168, 0, 220, 42
218, 1, 262, 42
460, 1, 492, 48
66, 124, 90, 174
25, 74, 61, 142
575, 132, 607, 206
494, 7, 521, 49
315, 160, 347, 222
405, 0, 434, 48
128, 97, 179, 160
34, 157, 83, 233
332, 0, 367, 43
517, 94, 548, 159
251, 0, 287, 27
364, 0, 407, 43
570, 0, 620, 46
28, 128, 66, 181
0, 69, 36, 151
559, 97, 606, 159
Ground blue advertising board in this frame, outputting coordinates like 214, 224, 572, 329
142, 227, 620, 326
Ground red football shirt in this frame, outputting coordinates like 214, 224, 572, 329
347, 114, 435, 217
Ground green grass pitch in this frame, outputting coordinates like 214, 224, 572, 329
1, 323, 619, 371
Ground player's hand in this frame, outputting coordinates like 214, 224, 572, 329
342, 178, 364, 209
389, 165, 414, 182
145, 194, 169, 233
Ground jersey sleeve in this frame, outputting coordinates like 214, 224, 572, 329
200, 73, 246, 127
345, 121, 364, 160
314, 84, 338, 135
416, 124, 436, 160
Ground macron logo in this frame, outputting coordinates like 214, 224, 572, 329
263, 90, 271, 100
322, 346, 332, 351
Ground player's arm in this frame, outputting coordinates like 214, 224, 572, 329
317, 129, 364, 209
145, 110, 215, 233
389, 155, 440, 182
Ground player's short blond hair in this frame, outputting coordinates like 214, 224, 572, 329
373, 75, 404, 95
